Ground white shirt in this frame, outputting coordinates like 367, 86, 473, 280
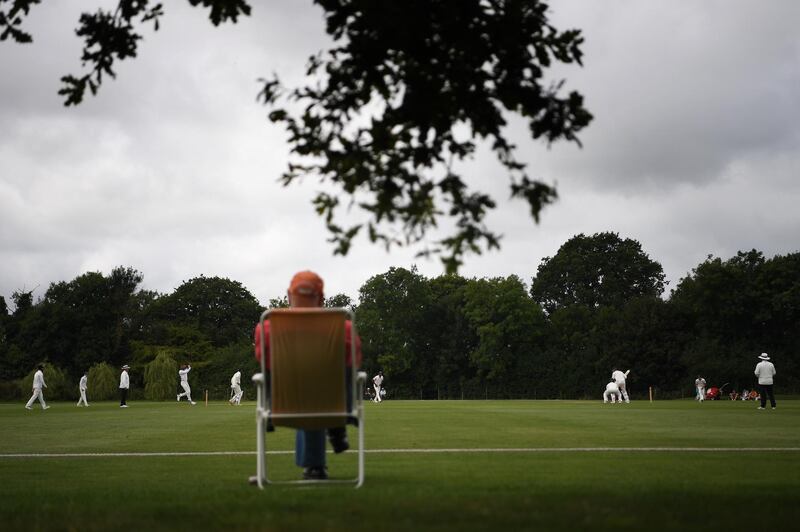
612, 370, 627, 385
33, 370, 46, 390
79, 375, 88, 391
754, 361, 776, 385
231, 371, 241, 387
179, 366, 191, 383
605, 382, 619, 393
373, 374, 383, 387
695, 378, 706, 388
119, 370, 130, 389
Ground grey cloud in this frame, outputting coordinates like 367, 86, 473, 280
535, 0, 800, 191
1, 0, 798, 306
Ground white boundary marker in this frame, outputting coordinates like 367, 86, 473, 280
1, 447, 799, 458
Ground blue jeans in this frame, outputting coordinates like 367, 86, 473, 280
295, 430, 326, 468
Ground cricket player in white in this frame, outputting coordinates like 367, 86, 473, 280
230, 370, 242, 405
611, 368, 631, 403
754, 353, 777, 409
177, 364, 196, 404
372, 371, 384, 403
25, 364, 50, 410
695, 376, 707, 402
77, 372, 89, 407
603, 381, 621, 403
120, 365, 130, 407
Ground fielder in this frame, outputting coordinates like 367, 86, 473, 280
177, 364, 196, 404
372, 371, 384, 403
612, 368, 631, 403
230, 369, 242, 405
25, 364, 50, 410
603, 380, 621, 403
695, 376, 707, 402
77, 371, 89, 407
119, 364, 130, 407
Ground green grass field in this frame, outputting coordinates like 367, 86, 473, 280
1, 398, 798, 531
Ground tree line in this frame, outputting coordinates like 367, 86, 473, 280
1, 232, 798, 401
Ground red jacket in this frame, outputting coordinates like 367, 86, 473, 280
253, 319, 362, 370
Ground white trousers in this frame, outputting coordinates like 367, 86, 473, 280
373, 385, 382, 402
617, 382, 630, 403
77, 389, 89, 406
696, 386, 705, 401
603, 390, 620, 403
178, 381, 193, 402
230, 384, 242, 404
26, 388, 47, 409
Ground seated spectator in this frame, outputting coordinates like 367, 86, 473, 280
253, 270, 362, 481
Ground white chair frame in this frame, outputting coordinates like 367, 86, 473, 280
253, 307, 366, 488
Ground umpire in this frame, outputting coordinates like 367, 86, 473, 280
754, 353, 777, 410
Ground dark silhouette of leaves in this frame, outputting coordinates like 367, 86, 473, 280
5, 0, 592, 272
0, 0, 40, 43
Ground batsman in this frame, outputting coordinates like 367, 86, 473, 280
612, 368, 631, 403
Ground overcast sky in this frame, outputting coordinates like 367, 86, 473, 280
1, 0, 798, 307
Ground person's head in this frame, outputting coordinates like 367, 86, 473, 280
288, 270, 324, 308
758, 352, 770, 361
37, 364, 44, 371
122, 364, 130, 371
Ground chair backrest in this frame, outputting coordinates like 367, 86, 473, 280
267, 308, 349, 429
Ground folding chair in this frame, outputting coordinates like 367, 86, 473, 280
252, 307, 366, 487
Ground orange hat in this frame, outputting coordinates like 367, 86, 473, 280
289, 270, 324, 297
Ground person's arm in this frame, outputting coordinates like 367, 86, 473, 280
253, 321, 271, 370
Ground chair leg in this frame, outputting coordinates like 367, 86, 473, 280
356, 409, 365, 488
256, 410, 265, 488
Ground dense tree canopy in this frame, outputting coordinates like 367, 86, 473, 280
146, 275, 261, 348
0, 269, 261, 399
1, 237, 798, 400
3, 0, 592, 272
462, 275, 546, 383
356, 266, 434, 396
531, 232, 667, 313
670, 250, 800, 387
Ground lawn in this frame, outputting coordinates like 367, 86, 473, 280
1, 399, 798, 531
